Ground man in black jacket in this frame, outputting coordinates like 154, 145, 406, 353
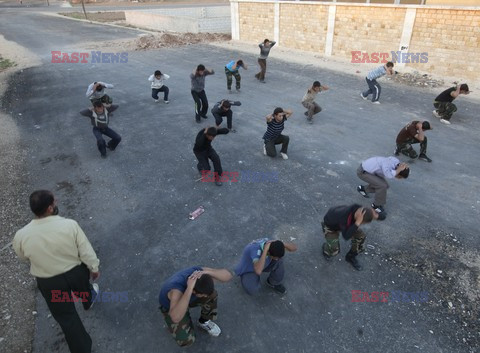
79, 101, 121, 158
193, 127, 229, 186
211, 99, 241, 132
322, 204, 381, 271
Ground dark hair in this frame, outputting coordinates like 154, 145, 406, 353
193, 274, 214, 295
93, 101, 103, 108
206, 127, 217, 137
422, 121, 431, 130
273, 107, 284, 116
222, 100, 231, 109
154, 70, 161, 76
386, 62, 394, 68
313, 81, 321, 88
460, 83, 469, 92
362, 208, 373, 223
398, 167, 410, 179
237, 60, 244, 67
29, 190, 54, 217
264, 39, 269, 44
95, 84, 103, 92
268, 240, 285, 258
197, 64, 206, 72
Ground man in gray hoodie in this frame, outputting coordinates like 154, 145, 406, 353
190, 64, 215, 123
255, 39, 276, 83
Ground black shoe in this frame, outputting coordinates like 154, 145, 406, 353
394, 147, 400, 156
372, 203, 385, 213
266, 279, 286, 294
357, 185, 369, 198
196, 118, 201, 124
100, 153, 107, 159
304, 111, 308, 116
107, 145, 115, 151
215, 181, 222, 186
201, 114, 208, 119
346, 252, 363, 271
418, 153, 432, 163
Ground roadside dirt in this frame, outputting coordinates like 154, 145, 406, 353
59, 11, 125, 22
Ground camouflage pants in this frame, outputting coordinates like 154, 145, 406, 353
396, 137, 427, 158
434, 101, 457, 121
225, 67, 241, 90
322, 223, 366, 257
160, 290, 218, 347
90, 94, 112, 106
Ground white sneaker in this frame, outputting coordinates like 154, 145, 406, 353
440, 119, 451, 125
154, 99, 159, 103
360, 93, 367, 100
280, 152, 288, 160
198, 320, 221, 337
263, 145, 267, 156
372, 101, 381, 105
164, 100, 169, 104
432, 110, 441, 118
87, 283, 99, 310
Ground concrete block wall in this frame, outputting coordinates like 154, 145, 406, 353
238, 2, 275, 42
332, 6, 406, 58
231, 0, 480, 81
279, 3, 329, 52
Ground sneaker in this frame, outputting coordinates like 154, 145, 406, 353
236, 88, 241, 92
164, 100, 169, 104
280, 152, 288, 160
107, 144, 115, 151
360, 93, 367, 100
229, 128, 237, 133
196, 119, 201, 124
418, 153, 432, 163
154, 99, 159, 103
357, 185, 369, 198
86, 283, 99, 310
372, 101, 381, 105
304, 111, 309, 117
215, 181, 222, 186
432, 110, 441, 118
307, 118, 313, 124
263, 145, 267, 156
260, 80, 266, 84
266, 279, 287, 294
100, 153, 107, 159
201, 114, 208, 120
198, 320, 221, 337
372, 203, 386, 215
440, 119, 451, 125
345, 253, 363, 271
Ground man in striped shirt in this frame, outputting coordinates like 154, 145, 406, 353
262, 107, 293, 159
360, 62, 395, 104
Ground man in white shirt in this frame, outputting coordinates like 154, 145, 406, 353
356, 156, 409, 216
148, 70, 170, 103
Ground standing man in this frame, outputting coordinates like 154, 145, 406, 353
234, 238, 297, 295
356, 156, 410, 216
194, 126, 229, 186
301, 80, 329, 123
13, 190, 100, 353
190, 64, 215, 123
395, 120, 432, 162
80, 101, 122, 158
158, 266, 232, 347
262, 107, 293, 159
85, 81, 114, 106
360, 62, 395, 104
322, 205, 380, 271
225, 59, 247, 93
148, 70, 170, 103
211, 99, 242, 133
255, 39, 276, 83
433, 83, 469, 125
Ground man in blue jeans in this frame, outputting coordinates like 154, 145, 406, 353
234, 238, 297, 295
360, 61, 395, 104
80, 101, 122, 158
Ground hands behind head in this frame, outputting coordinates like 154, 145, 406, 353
187, 270, 204, 288
355, 208, 366, 226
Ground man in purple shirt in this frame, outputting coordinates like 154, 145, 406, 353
356, 156, 409, 216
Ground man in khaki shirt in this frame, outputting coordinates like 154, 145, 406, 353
13, 190, 100, 353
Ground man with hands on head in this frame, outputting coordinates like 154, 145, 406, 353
322, 204, 381, 271
235, 238, 297, 295
85, 81, 114, 106
159, 267, 232, 347
263, 107, 293, 159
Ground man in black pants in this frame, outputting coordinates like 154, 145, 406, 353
211, 99, 241, 133
13, 190, 100, 353
80, 101, 122, 158
262, 107, 293, 159
194, 127, 229, 186
190, 64, 215, 123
